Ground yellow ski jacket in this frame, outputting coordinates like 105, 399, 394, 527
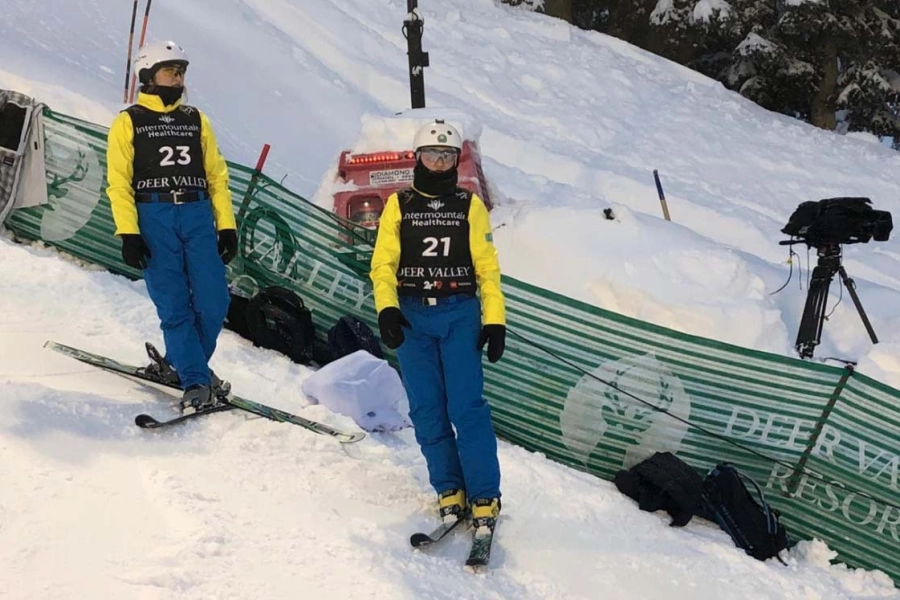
106, 93, 236, 235
370, 189, 506, 325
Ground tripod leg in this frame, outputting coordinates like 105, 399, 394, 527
796, 265, 835, 358
838, 266, 878, 344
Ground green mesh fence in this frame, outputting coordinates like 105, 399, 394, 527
5, 106, 899, 585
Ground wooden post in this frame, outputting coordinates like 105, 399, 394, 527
236, 144, 271, 226
653, 169, 671, 221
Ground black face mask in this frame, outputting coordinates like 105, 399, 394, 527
149, 85, 184, 107
413, 161, 458, 196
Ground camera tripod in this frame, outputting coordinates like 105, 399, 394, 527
795, 244, 878, 359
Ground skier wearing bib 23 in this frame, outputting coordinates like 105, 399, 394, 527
370, 120, 506, 532
106, 41, 237, 414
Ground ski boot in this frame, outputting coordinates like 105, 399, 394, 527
470, 497, 500, 533
180, 384, 217, 415
209, 370, 231, 398
438, 488, 468, 524
142, 342, 230, 398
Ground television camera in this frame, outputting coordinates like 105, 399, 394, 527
779, 197, 893, 359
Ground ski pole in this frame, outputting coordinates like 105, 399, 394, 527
128, 0, 154, 103
653, 169, 672, 221
123, 0, 139, 103
236, 143, 271, 226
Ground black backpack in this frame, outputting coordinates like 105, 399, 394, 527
327, 315, 384, 361
244, 286, 316, 365
701, 463, 790, 562
224, 292, 252, 338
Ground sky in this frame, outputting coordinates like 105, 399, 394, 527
2, 0, 900, 598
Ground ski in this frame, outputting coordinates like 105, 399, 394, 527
221, 394, 365, 442
135, 403, 235, 428
464, 522, 497, 573
45, 340, 366, 443
410, 512, 470, 548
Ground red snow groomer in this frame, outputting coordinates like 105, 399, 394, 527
333, 140, 492, 241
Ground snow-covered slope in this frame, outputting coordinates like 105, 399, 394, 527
2, 236, 897, 599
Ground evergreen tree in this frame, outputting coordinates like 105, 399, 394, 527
567, 0, 900, 144
651, 1, 900, 141
501, 0, 573, 21
835, 1, 900, 143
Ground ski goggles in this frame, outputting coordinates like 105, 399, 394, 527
418, 147, 460, 161
158, 64, 187, 77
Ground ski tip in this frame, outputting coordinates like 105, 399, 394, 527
134, 414, 161, 428
409, 533, 434, 548
463, 563, 488, 575
341, 432, 367, 444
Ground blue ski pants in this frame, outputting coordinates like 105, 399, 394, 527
397, 294, 500, 501
137, 199, 230, 389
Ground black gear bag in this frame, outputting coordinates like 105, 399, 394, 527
701, 463, 790, 562
614, 451, 704, 527
327, 315, 384, 362
244, 286, 316, 365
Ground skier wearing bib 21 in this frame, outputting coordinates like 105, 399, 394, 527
370, 120, 506, 533
106, 41, 237, 414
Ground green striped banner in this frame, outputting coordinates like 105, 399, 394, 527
6, 107, 899, 585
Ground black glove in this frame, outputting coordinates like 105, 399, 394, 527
478, 324, 506, 363
378, 307, 410, 350
121, 234, 150, 270
218, 229, 238, 265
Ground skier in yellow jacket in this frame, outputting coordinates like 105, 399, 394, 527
370, 120, 505, 532
106, 40, 236, 414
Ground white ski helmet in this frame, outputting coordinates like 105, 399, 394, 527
134, 40, 189, 84
413, 120, 462, 151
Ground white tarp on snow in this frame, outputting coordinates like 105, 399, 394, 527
302, 350, 410, 432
